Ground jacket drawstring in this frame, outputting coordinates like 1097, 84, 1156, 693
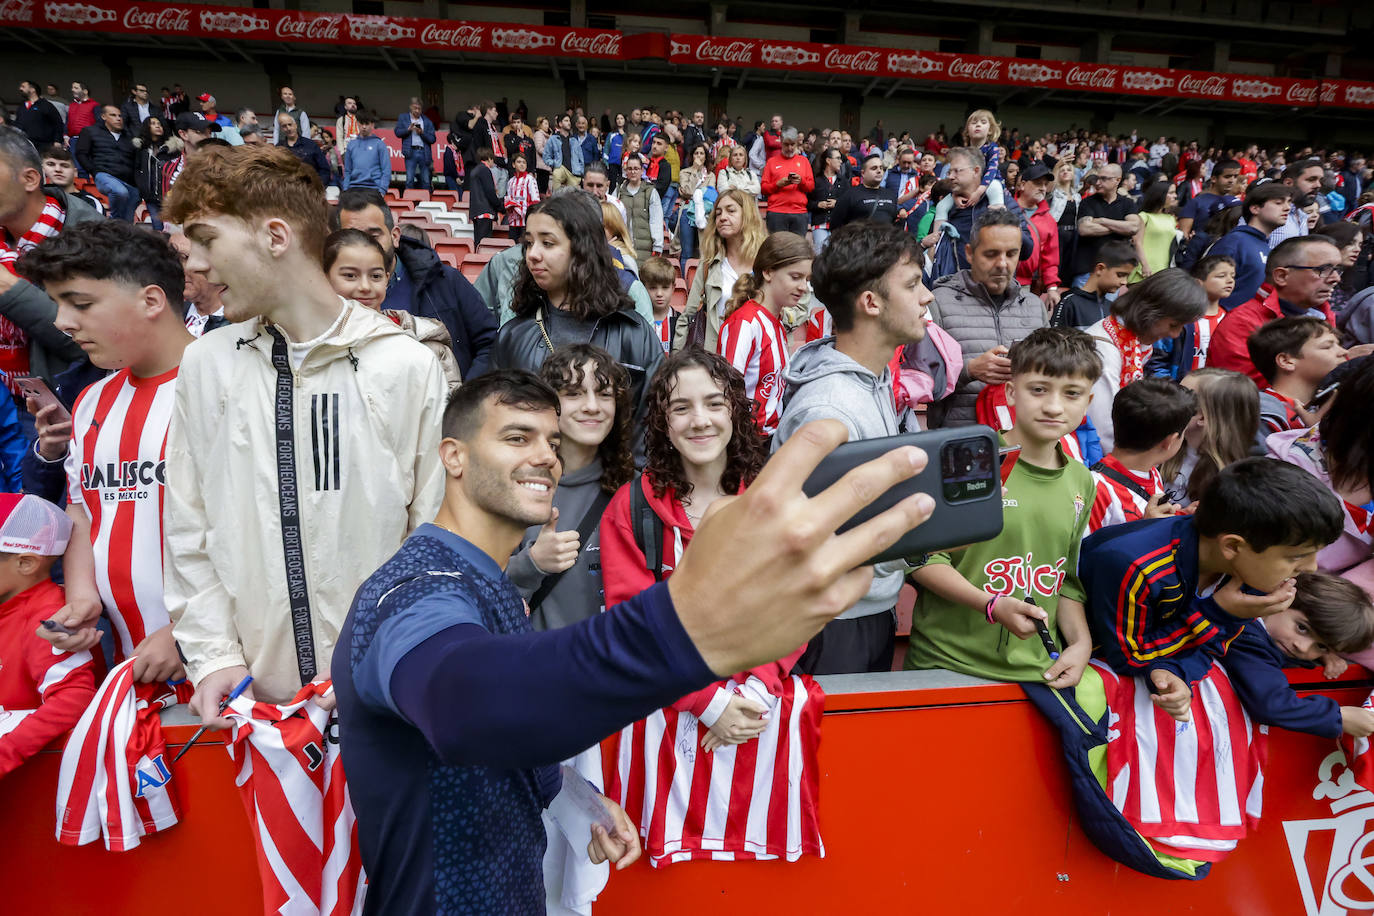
235, 332, 261, 351
346, 348, 359, 371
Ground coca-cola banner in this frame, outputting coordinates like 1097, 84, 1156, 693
2, 0, 1371, 111
667, 33, 1373, 111
0, 0, 629, 59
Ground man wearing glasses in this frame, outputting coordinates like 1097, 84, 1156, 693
120, 84, 153, 135
1207, 235, 1374, 384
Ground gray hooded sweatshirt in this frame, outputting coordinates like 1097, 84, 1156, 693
508, 458, 610, 631
773, 338, 906, 619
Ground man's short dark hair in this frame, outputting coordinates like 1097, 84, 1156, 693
1213, 158, 1240, 176
1244, 181, 1293, 219
1267, 234, 1341, 280
583, 161, 609, 181
968, 207, 1021, 250
1111, 378, 1197, 451
1194, 457, 1343, 551
1095, 240, 1138, 270
477, 146, 494, 163
17, 219, 184, 308
1284, 157, 1323, 183
441, 370, 559, 441
357, 110, 377, 125
810, 222, 921, 334
1008, 326, 1102, 383
1247, 316, 1335, 383
41, 144, 71, 164
335, 187, 392, 230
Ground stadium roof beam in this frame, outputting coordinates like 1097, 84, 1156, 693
862, 77, 881, 96
378, 47, 399, 71
550, 58, 561, 80
883, 80, 903, 98
737, 71, 748, 89
409, 49, 426, 72
711, 67, 723, 87
197, 39, 226, 62
228, 41, 256, 64
576, 60, 585, 80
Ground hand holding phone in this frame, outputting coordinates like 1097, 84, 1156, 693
17, 376, 66, 421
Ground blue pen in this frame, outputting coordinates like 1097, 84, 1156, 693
171, 675, 253, 764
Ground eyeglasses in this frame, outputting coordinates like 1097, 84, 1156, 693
1286, 264, 1343, 279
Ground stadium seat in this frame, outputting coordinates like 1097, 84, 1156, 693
477, 237, 511, 252
401, 189, 430, 202
425, 227, 450, 248
460, 250, 494, 283
415, 201, 448, 215
435, 240, 472, 265
437, 250, 461, 269
670, 285, 688, 313
431, 191, 461, 206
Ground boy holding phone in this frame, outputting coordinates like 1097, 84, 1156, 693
1248, 316, 1348, 435
906, 327, 1099, 687
1080, 457, 1343, 721
17, 220, 194, 683
773, 221, 929, 674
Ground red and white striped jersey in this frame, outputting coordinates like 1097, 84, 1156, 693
64, 366, 178, 660
717, 300, 789, 436
224, 680, 367, 916
0, 579, 96, 778
606, 674, 825, 867
1094, 660, 1266, 862
1192, 310, 1224, 372
804, 306, 833, 344
1088, 456, 1164, 532
56, 658, 186, 850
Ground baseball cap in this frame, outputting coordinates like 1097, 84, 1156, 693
0, 493, 71, 556
1132, 145, 1148, 154
1021, 162, 1053, 182
197, 92, 213, 103
174, 112, 220, 133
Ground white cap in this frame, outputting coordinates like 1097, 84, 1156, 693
0, 494, 72, 556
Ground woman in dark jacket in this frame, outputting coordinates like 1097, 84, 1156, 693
133, 115, 170, 229
491, 194, 664, 437
808, 148, 848, 255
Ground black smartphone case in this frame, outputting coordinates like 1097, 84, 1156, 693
801, 427, 1005, 565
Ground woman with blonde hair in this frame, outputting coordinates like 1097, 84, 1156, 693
672, 188, 767, 351
1160, 366, 1259, 506
600, 200, 637, 269
716, 144, 760, 196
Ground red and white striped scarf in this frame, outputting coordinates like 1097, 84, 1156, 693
0, 195, 65, 274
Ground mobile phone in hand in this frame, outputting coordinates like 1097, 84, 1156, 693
802, 427, 1004, 565
16, 376, 68, 422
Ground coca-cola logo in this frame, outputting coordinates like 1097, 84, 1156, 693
695, 39, 754, 65
947, 57, 1001, 81
560, 31, 620, 57
1320, 83, 1338, 104
1066, 66, 1118, 89
0, 0, 33, 23
348, 17, 415, 43
275, 14, 342, 41
1345, 86, 1374, 107
1232, 78, 1281, 100
1121, 70, 1174, 92
1285, 83, 1318, 104
887, 52, 944, 77
123, 4, 189, 31
1008, 63, 1061, 84
824, 48, 880, 73
419, 22, 483, 49
200, 11, 268, 35
1177, 74, 1227, 97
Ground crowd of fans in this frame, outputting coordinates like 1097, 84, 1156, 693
3, 72, 1374, 910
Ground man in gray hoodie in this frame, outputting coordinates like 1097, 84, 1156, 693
773, 221, 933, 674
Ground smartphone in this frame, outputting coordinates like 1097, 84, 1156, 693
1307, 381, 1339, 412
15, 376, 68, 421
802, 426, 1004, 565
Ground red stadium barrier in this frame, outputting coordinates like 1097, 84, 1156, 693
5, 0, 1373, 111
3, 669, 1372, 914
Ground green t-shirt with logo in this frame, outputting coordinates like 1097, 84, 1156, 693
905, 443, 1095, 681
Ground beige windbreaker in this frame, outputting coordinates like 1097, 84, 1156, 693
164, 301, 446, 703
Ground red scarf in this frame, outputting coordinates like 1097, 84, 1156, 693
1101, 316, 1146, 389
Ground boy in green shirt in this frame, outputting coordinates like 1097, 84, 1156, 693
906, 327, 1100, 687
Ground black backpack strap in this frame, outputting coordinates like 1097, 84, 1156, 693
630, 472, 664, 582
528, 487, 615, 613
1090, 461, 1151, 502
